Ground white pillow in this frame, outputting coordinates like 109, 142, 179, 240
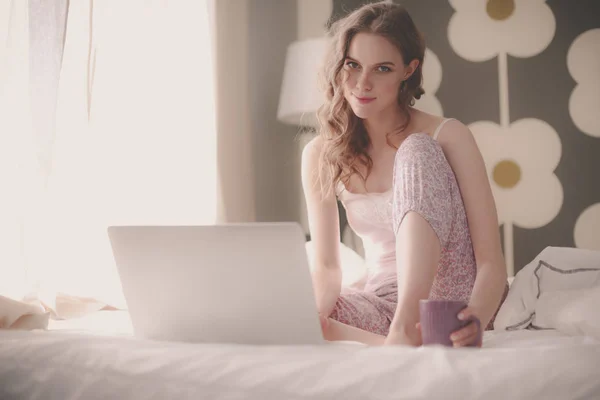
495, 246, 600, 331
305, 241, 367, 289
535, 286, 600, 339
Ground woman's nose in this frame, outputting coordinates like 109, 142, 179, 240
356, 71, 372, 92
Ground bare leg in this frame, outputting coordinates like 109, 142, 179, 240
323, 318, 386, 345
387, 211, 441, 346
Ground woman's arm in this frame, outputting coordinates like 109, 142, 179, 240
439, 120, 508, 332
301, 136, 343, 318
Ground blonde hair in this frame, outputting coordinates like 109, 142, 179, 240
317, 1, 425, 195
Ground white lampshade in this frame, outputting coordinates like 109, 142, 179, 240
277, 37, 329, 128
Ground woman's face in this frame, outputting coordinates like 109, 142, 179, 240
342, 33, 414, 119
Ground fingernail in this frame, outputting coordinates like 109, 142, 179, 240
458, 313, 465, 320
451, 334, 458, 340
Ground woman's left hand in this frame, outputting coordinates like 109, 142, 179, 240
450, 307, 482, 348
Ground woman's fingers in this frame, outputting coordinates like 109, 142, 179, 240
452, 332, 479, 347
451, 321, 477, 341
451, 321, 481, 347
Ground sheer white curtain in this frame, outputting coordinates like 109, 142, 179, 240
1, 0, 217, 317
0, 1, 40, 301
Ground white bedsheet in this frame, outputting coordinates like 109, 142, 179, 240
1, 311, 599, 400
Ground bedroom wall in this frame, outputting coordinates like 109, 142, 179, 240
298, 0, 600, 275
247, 0, 301, 224
214, 0, 256, 223
215, 0, 301, 225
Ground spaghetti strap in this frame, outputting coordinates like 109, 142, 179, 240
433, 118, 455, 141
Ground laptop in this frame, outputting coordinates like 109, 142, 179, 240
107, 222, 327, 345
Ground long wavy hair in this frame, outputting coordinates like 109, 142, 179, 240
316, 1, 425, 196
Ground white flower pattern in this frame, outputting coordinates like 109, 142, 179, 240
448, 0, 556, 62
471, 118, 563, 229
574, 203, 600, 251
567, 28, 600, 138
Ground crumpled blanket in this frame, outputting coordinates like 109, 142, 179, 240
0, 292, 115, 330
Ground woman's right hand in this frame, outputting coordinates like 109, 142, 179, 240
318, 313, 330, 334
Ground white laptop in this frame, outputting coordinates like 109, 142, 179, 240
107, 222, 326, 345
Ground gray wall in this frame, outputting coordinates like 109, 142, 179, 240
215, 0, 256, 223
248, 0, 302, 224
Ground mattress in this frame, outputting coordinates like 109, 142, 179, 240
1, 311, 599, 400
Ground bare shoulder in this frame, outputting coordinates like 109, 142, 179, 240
438, 118, 475, 145
436, 119, 483, 163
301, 135, 332, 197
302, 134, 323, 159
409, 108, 446, 135
301, 134, 325, 173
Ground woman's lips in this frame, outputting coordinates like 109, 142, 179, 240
354, 95, 375, 104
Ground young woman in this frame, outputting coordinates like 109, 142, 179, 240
301, 2, 509, 347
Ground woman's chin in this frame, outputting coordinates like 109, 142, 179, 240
351, 107, 373, 119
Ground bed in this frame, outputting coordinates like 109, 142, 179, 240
0, 308, 599, 400
2, 246, 600, 399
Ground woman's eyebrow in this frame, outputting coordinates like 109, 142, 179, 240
345, 56, 395, 66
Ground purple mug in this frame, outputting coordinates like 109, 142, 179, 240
419, 299, 481, 347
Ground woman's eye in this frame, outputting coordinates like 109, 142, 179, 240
346, 61, 359, 69
378, 66, 391, 72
